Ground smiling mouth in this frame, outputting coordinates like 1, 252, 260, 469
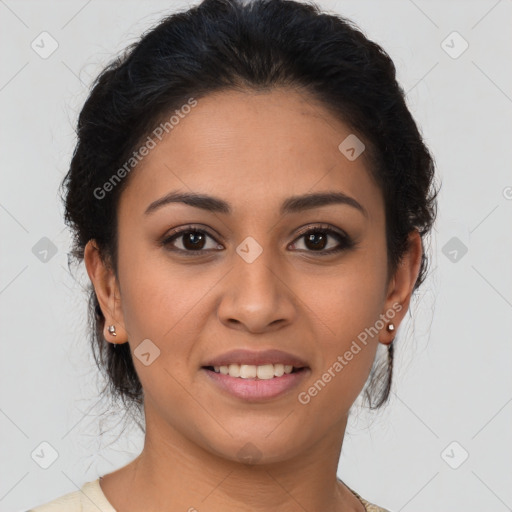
200, 364, 310, 401
202, 365, 307, 378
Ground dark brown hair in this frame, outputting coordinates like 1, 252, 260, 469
61, 0, 439, 429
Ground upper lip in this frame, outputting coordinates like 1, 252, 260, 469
202, 349, 309, 368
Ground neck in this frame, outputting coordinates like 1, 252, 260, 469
101, 404, 365, 512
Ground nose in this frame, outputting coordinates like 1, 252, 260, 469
216, 243, 297, 333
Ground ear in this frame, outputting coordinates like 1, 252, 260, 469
379, 230, 423, 345
84, 239, 128, 344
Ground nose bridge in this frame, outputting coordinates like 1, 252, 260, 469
218, 235, 294, 331
233, 235, 281, 299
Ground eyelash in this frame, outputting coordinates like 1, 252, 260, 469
160, 223, 355, 256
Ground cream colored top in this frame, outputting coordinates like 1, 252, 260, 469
27, 477, 392, 512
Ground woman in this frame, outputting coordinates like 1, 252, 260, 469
29, 0, 438, 510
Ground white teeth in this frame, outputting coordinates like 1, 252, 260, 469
212, 363, 297, 379
228, 364, 240, 377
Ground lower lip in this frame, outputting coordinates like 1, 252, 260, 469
201, 367, 309, 402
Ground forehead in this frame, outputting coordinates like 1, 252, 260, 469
119, 88, 383, 220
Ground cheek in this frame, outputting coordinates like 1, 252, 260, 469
115, 233, 161, 336
306, 242, 388, 398
119, 265, 193, 341
317, 249, 387, 338
116, 249, 203, 405
117, 239, 218, 348
301, 288, 383, 421
314, 273, 383, 370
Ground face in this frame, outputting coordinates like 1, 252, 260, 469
86, 88, 419, 465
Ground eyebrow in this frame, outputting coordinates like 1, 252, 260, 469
144, 190, 368, 218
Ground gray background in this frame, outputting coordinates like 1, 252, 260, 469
1, 0, 511, 511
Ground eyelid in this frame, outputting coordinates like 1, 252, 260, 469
293, 223, 348, 240
163, 224, 223, 242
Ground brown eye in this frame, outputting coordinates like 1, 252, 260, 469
304, 231, 329, 251
180, 231, 207, 250
161, 224, 354, 256
162, 227, 223, 254
290, 225, 354, 254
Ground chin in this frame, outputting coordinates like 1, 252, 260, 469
198, 431, 305, 466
